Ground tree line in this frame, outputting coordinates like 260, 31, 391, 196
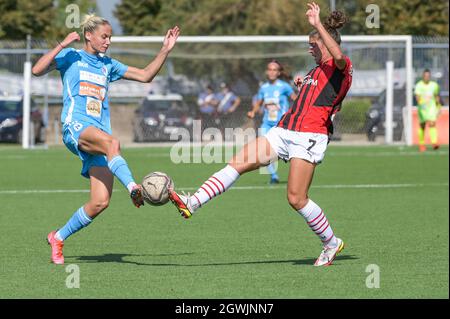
0, 0, 448, 40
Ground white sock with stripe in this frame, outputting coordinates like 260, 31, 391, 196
190, 165, 240, 211
298, 199, 338, 248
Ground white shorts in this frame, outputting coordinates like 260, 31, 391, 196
264, 127, 329, 164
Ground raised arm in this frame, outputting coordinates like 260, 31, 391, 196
123, 26, 180, 83
32, 32, 80, 76
306, 2, 346, 70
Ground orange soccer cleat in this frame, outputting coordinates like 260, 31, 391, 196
168, 189, 193, 219
419, 145, 427, 152
47, 231, 64, 265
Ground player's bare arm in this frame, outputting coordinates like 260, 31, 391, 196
228, 96, 241, 113
32, 32, 80, 76
307, 2, 346, 70
123, 26, 180, 83
247, 99, 263, 118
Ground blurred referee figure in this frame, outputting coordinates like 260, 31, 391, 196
414, 69, 442, 152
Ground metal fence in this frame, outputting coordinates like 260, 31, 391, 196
0, 36, 448, 146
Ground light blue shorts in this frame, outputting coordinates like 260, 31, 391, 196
62, 120, 108, 179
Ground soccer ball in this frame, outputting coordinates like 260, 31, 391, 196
141, 172, 174, 206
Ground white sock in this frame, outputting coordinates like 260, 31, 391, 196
127, 182, 137, 193
190, 165, 240, 211
298, 199, 338, 248
54, 231, 63, 241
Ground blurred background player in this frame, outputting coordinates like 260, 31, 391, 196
32, 15, 180, 264
197, 84, 219, 136
247, 60, 297, 184
169, 2, 352, 267
414, 69, 442, 152
216, 82, 241, 140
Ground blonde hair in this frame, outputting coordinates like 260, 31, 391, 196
81, 14, 110, 39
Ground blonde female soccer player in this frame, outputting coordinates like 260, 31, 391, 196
169, 2, 352, 267
32, 15, 180, 264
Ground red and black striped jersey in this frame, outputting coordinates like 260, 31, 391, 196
278, 56, 353, 134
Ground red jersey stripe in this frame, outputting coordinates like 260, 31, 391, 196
278, 56, 352, 134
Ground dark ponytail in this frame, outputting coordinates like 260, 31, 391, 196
310, 10, 348, 44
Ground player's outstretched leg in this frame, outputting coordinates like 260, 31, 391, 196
78, 127, 144, 208
169, 164, 240, 218
47, 167, 113, 264
108, 155, 144, 208
169, 136, 277, 218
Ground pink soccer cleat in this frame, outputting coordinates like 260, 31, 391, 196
47, 231, 64, 265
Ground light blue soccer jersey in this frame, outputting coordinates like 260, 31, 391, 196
55, 48, 128, 134
257, 79, 294, 126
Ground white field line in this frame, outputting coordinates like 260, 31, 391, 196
1, 151, 447, 160
0, 182, 447, 195
142, 150, 449, 158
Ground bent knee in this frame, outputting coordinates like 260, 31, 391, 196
91, 199, 110, 214
287, 192, 309, 210
104, 136, 121, 155
228, 159, 259, 175
109, 137, 121, 151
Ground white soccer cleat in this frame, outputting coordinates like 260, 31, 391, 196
314, 237, 345, 267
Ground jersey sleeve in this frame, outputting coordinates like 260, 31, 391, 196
414, 82, 421, 95
257, 87, 264, 101
284, 82, 294, 97
434, 82, 440, 96
109, 58, 129, 82
55, 48, 77, 71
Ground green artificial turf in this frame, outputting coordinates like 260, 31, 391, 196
0, 145, 448, 298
